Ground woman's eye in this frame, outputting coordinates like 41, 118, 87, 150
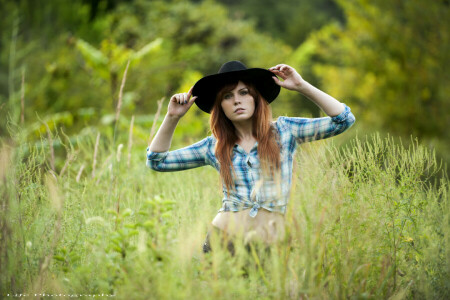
224, 94, 232, 99
240, 90, 248, 95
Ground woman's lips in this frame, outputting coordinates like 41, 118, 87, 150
235, 108, 245, 113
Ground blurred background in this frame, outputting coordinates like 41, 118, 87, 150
0, 0, 448, 165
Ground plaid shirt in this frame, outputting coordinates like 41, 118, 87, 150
147, 104, 355, 217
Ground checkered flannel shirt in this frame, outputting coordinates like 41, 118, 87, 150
147, 104, 355, 217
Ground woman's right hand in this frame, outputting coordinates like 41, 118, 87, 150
167, 86, 197, 119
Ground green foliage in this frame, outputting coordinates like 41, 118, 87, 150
216, 0, 344, 47
0, 1, 449, 296
298, 0, 449, 142
1, 0, 447, 165
0, 128, 448, 298
0, 0, 291, 141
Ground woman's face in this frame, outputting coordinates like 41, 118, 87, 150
220, 81, 255, 123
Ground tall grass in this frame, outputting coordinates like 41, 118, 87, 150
0, 131, 448, 299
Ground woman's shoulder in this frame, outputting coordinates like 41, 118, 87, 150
180, 135, 216, 152
272, 116, 291, 131
203, 135, 217, 150
206, 134, 217, 143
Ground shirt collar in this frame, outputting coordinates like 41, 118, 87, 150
233, 141, 258, 154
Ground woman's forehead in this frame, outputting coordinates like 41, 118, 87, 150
235, 81, 247, 89
222, 81, 247, 93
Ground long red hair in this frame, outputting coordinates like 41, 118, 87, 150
210, 81, 281, 191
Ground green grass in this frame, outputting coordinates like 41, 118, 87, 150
0, 131, 448, 299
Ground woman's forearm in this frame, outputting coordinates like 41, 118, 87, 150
296, 81, 345, 117
148, 114, 181, 152
269, 64, 345, 117
149, 87, 197, 152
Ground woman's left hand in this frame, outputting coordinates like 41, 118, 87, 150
269, 64, 305, 91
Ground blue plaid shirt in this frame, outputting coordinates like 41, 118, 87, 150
147, 104, 355, 217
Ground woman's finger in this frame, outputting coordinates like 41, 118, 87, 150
187, 86, 194, 98
269, 64, 285, 71
188, 96, 197, 106
171, 86, 196, 106
270, 64, 293, 75
271, 69, 287, 80
272, 76, 282, 86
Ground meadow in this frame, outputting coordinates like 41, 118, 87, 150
1, 0, 449, 298
0, 124, 448, 299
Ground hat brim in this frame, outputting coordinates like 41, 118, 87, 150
192, 68, 280, 113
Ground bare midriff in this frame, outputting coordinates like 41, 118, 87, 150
211, 208, 285, 245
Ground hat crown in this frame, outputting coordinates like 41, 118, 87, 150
218, 61, 247, 74
192, 60, 280, 113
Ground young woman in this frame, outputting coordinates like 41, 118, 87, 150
147, 61, 355, 255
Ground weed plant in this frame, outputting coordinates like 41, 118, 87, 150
0, 129, 448, 299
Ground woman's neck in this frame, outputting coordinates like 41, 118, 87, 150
232, 119, 254, 142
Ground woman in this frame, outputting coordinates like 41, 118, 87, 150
147, 61, 355, 255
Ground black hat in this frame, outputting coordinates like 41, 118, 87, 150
192, 61, 280, 113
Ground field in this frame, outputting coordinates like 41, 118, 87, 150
1, 0, 449, 298
1, 128, 448, 299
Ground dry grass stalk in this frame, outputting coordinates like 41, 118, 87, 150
44, 122, 55, 171
46, 174, 63, 212
127, 115, 134, 167
148, 97, 165, 145
95, 154, 112, 185
0, 147, 12, 279
48, 169, 58, 180
92, 132, 100, 178
20, 68, 25, 124
76, 164, 85, 182
115, 59, 131, 124
34, 174, 64, 292
116, 144, 123, 162
0, 146, 11, 181
59, 150, 78, 177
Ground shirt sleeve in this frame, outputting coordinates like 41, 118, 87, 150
146, 136, 212, 172
277, 104, 355, 144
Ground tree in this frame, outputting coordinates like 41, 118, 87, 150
297, 0, 449, 147
0, 0, 292, 140
216, 0, 344, 47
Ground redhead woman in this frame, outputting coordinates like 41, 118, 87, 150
146, 61, 355, 255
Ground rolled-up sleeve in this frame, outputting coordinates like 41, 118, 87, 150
277, 104, 355, 144
146, 136, 212, 171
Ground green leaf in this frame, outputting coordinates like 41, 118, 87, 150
142, 220, 155, 229
76, 39, 108, 66
53, 255, 65, 262
121, 208, 133, 218
130, 38, 163, 62
124, 223, 137, 229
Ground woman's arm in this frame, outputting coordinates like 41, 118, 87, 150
148, 87, 197, 152
270, 64, 355, 143
147, 136, 212, 171
269, 64, 344, 117
147, 86, 214, 172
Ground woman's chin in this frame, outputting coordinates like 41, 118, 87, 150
231, 115, 252, 122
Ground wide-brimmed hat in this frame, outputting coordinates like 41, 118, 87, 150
192, 60, 280, 113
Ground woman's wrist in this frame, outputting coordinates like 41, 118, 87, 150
294, 81, 345, 116
166, 112, 182, 122
294, 79, 312, 94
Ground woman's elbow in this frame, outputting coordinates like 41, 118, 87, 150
146, 160, 164, 172
348, 112, 356, 127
